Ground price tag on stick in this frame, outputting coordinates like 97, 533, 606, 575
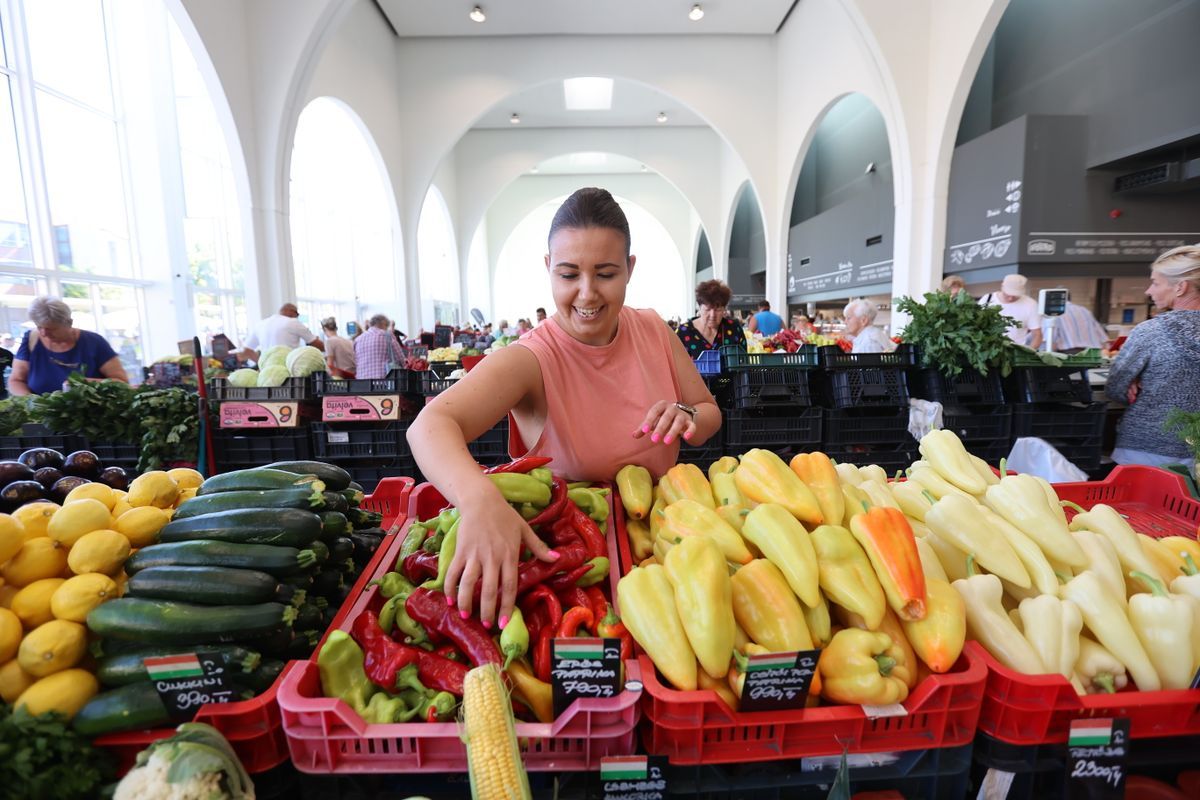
1065, 717, 1128, 800
144, 652, 236, 723
599, 755, 667, 800
738, 649, 821, 712
551, 637, 621, 717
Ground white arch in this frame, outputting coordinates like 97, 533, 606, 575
417, 184, 460, 329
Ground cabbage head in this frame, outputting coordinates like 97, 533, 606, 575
286, 345, 327, 377
259, 345, 290, 371
257, 365, 291, 387
227, 368, 259, 388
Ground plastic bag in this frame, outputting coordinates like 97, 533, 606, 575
1006, 437, 1088, 483
907, 399, 944, 441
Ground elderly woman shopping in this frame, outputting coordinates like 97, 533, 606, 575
842, 298, 896, 354
8, 296, 128, 395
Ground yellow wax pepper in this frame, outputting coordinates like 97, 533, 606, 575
652, 533, 674, 564
985, 475, 1087, 568
698, 665, 739, 710
735, 449, 823, 526
649, 488, 667, 541
615, 464, 653, 520
730, 559, 813, 652
914, 536, 949, 583
819, 628, 911, 705
953, 556, 1046, 675
616, 565, 697, 691
661, 499, 753, 565
715, 504, 750, 535
969, 454, 1001, 489
1030, 474, 1068, 526
891, 480, 935, 522
1160, 536, 1200, 566
810, 524, 886, 629
850, 507, 927, 622
1062, 570, 1161, 692
1171, 553, 1200, 601
707, 457, 745, 508
1071, 529, 1126, 604
979, 506, 1059, 597
908, 464, 974, 502
789, 453, 845, 528
664, 536, 737, 680
925, 530, 970, 583
1064, 502, 1158, 578
1127, 570, 1194, 690
900, 578, 966, 673
741, 504, 820, 607
1075, 636, 1127, 694
802, 592, 833, 648
925, 493, 1031, 589
1017, 595, 1083, 681
835, 462, 864, 486
918, 429, 988, 495
1137, 534, 1186, 586
841, 484, 871, 527
858, 464, 888, 486
659, 463, 715, 509
834, 605, 920, 689
726, 643, 769, 699
626, 518, 654, 562
858, 480, 900, 512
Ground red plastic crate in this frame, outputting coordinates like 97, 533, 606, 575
359, 475, 415, 534
278, 481, 642, 773
1053, 464, 1200, 539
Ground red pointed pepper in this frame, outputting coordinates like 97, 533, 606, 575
526, 478, 569, 529
349, 610, 469, 695
521, 585, 562, 634
557, 585, 591, 616
484, 456, 553, 475
565, 501, 608, 560
596, 606, 634, 661
533, 626, 553, 682
583, 586, 609, 629
544, 563, 595, 593
405, 587, 502, 667
558, 606, 594, 638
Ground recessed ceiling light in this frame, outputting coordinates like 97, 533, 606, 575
469, 6, 486, 23
656, 111, 668, 124
563, 78, 614, 111
688, 4, 704, 21
510, 113, 521, 124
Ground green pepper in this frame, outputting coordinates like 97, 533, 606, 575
398, 522, 428, 562
394, 663, 430, 696
518, 503, 540, 521
372, 571, 415, 599
362, 691, 411, 723
568, 487, 610, 523
422, 526, 446, 554
316, 630, 375, 717
380, 594, 427, 645
529, 467, 553, 487
418, 691, 458, 722
500, 608, 529, 669
567, 481, 593, 491
576, 557, 610, 587
422, 518, 459, 592
488, 473, 552, 506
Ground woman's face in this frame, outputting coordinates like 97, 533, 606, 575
1146, 270, 1180, 310
697, 303, 726, 330
844, 311, 868, 336
545, 226, 634, 346
37, 322, 74, 345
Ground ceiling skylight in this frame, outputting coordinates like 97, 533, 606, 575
563, 77, 614, 111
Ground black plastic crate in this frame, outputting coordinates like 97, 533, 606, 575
820, 367, 909, 408
418, 362, 460, 396
942, 404, 1013, 443
703, 373, 735, 410
733, 367, 811, 409
314, 368, 409, 396
1004, 366, 1091, 404
87, 440, 141, 473
0, 430, 89, 460
725, 408, 822, 452
720, 343, 822, 369
213, 428, 312, 471
820, 342, 916, 369
343, 460, 420, 494
311, 421, 408, 461
822, 408, 914, 446
826, 442, 917, 474
209, 376, 314, 402
467, 420, 508, 466
909, 366, 1005, 405
1011, 402, 1106, 440
677, 429, 724, 468
964, 440, 1010, 467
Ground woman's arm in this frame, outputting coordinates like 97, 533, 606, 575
633, 328, 721, 447
1104, 326, 1150, 405
406, 345, 555, 627
98, 356, 129, 383
8, 360, 31, 396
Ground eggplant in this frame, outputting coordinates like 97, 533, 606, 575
0, 461, 35, 487
1, 480, 45, 510
17, 448, 64, 471
97, 467, 129, 491
32, 467, 64, 490
50, 475, 91, 504
61, 451, 101, 478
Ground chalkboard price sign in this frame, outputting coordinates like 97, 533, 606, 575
599, 755, 667, 800
1065, 717, 1128, 800
144, 652, 236, 723
551, 637, 622, 717
738, 649, 821, 712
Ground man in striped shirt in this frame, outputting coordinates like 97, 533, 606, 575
1046, 301, 1109, 351
353, 314, 403, 379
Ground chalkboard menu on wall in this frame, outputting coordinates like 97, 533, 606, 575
944, 117, 1026, 272
786, 185, 894, 299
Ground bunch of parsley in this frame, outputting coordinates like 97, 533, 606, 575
0, 706, 114, 799
895, 290, 1017, 378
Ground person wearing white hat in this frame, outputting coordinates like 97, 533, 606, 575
981, 274, 1043, 349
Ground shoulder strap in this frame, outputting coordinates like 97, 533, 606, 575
26, 329, 38, 352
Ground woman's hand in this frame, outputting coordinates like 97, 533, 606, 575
1127, 379, 1141, 405
443, 492, 557, 629
632, 400, 696, 446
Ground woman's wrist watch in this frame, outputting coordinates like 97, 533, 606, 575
674, 402, 698, 420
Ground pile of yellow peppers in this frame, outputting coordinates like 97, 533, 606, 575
615, 450, 959, 709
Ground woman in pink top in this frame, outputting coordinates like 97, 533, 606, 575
407, 188, 720, 628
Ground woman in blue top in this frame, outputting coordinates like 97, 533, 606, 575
9, 297, 128, 395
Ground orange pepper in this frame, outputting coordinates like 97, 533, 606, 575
849, 507, 927, 622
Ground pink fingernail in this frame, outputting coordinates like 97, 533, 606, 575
664, 435, 674, 445
651, 433, 660, 443
482, 619, 492, 630
459, 609, 469, 619
684, 431, 693, 440
642, 425, 650, 433
499, 615, 510, 629
548, 549, 562, 560
446, 596, 456, 607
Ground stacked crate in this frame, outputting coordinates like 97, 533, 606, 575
909, 365, 1010, 466
211, 376, 319, 472
417, 361, 509, 468
817, 344, 917, 472
720, 345, 823, 462
1004, 360, 1105, 473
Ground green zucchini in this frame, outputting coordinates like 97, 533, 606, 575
347, 481, 365, 493
230, 658, 288, 693
197, 468, 324, 496
264, 461, 352, 491
340, 488, 365, 506
293, 602, 325, 632
96, 645, 262, 687
328, 536, 354, 563
126, 565, 298, 606
74, 682, 171, 736
282, 573, 314, 592
158, 508, 323, 548
321, 491, 349, 514
319, 511, 350, 539
125, 540, 318, 577
347, 507, 383, 529
87, 598, 296, 644
308, 540, 330, 563
310, 569, 344, 598
173, 486, 326, 520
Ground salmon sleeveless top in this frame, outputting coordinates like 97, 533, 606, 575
510, 307, 682, 482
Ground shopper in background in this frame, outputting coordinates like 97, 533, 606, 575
1048, 301, 1109, 352
9, 296, 129, 395
842, 298, 896, 354
1105, 244, 1200, 469
243, 303, 324, 360
321, 317, 356, 379
940, 274, 970, 299
408, 187, 719, 627
746, 300, 784, 336
675, 280, 748, 358
534, 308, 547, 325
353, 314, 403, 379
791, 314, 815, 336
980, 274, 1043, 349
475, 323, 496, 349
497, 318, 512, 337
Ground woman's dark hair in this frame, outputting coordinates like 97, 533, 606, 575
695, 279, 732, 308
548, 187, 631, 261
